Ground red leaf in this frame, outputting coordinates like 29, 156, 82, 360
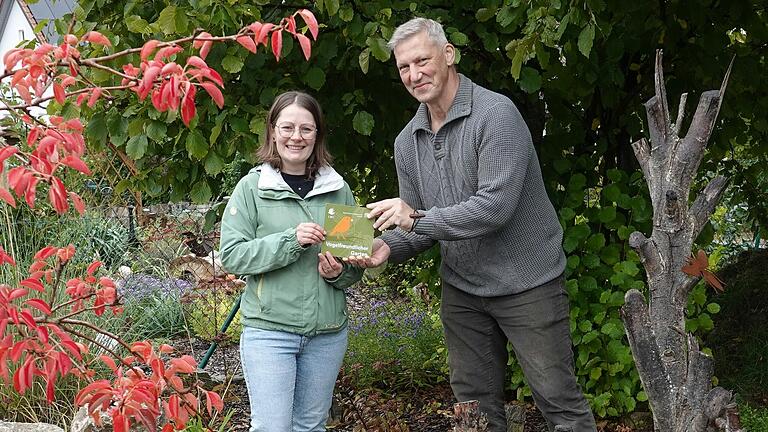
20, 278, 44, 292
236, 35, 258, 53
285, 16, 297, 34
34, 246, 56, 260
257, 23, 274, 46
49, 176, 69, 214
271, 30, 283, 61
25, 298, 52, 315
200, 41, 213, 60
87, 87, 103, 107
75, 380, 112, 406
113, 413, 128, 432
297, 9, 319, 40
295, 33, 312, 60
25, 176, 39, 208
86, 261, 102, 276
200, 82, 224, 108
82, 31, 112, 47
703, 270, 725, 292
186, 56, 207, 69
53, 83, 66, 104
0, 247, 16, 265
0, 187, 15, 208
140, 40, 160, 62
61, 340, 83, 361
69, 192, 86, 215
180, 85, 197, 127
60, 155, 92, 175
8, 288, 28, 301
205, 390, 223, 416
20, 309, 37, 329
248, 22, 263, 36
99, 355, 118, 372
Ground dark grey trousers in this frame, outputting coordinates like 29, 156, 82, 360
441, 275, 597, 432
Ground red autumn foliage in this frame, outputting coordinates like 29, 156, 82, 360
0, 8, 318, 216
0, 246, 224, 430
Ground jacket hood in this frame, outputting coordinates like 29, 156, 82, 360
251, 163, 345, 199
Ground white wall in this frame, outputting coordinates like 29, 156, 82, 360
1, 1, 36, 74
1, 1, 48, 117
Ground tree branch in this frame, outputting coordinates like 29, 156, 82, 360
689, 176, 729, 239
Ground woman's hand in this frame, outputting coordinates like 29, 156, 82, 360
318, 251, 343, 279
296, 222, 326, 247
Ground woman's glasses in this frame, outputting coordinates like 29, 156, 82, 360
276, 123, 317, 139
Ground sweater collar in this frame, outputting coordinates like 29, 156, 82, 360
253, 163, 345, 198
412, 73, 473, 134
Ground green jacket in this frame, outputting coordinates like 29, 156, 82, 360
220, 163, 363, 335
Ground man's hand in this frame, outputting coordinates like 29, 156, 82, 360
318, 251, 343, 279
345, 238, 390, 268
366, 198, 415, 231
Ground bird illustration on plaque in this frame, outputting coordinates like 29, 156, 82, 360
320, 203, 374, 259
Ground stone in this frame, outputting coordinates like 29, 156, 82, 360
0, 422, 65, 432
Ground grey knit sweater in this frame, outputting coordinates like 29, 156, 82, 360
381, 74, 566, 297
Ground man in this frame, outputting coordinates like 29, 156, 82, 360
347, 17, 597, 432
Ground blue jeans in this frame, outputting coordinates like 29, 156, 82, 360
240, 326, 348, 432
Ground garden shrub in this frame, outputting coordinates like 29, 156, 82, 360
344, 287, 447, 391
116, 272, 191, 341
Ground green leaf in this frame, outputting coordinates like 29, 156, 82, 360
204, 151, 225, 175
602, 184, 620, 202
126, 15, 150, 34
353, 111, 375, 136
518, 67, 542, 93
157, 5, 178, 34
186, 130, 209, 160
339, 5, 354, 22
107, 111, 128, 146
583, 254, 601, 268
578, 24, 595, 58
637, 391, 648, 402
86, 112, 108, 147
510, 46, 525, 80
450, 31, 469, 46
600, 245, 621, 265
706, 303, 721, 314
146, 121, 167, 142
190, 181, 212, 203
590, 367, 602, 380
175, 7, 189, 34
126, 134, 148, 159
586, 233, 606, 252
476, 7, 496, 22
325, 0, 340, 16
599, 206, 617, 223
304, 67, 326, 90
359, 48, 370, 74
222, 55, 244, 73
367, 37, 390, 62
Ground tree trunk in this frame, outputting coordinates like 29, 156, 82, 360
620, 50, 741, 432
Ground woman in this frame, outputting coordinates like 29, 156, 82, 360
220, 91, 363, 432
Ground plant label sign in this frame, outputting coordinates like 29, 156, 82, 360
320, 203, 373, 258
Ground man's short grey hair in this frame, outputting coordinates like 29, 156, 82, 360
386, 17, 448, 52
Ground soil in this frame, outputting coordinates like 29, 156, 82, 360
180, 336, 652, 432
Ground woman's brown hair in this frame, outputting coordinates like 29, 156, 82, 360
256, 91, 332, 178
